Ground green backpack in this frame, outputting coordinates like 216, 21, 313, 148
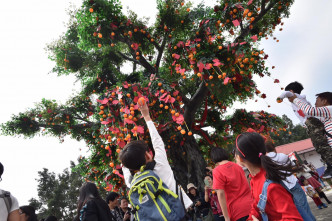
128, 168, 186, 221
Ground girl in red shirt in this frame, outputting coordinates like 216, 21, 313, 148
234, 132, 303, 221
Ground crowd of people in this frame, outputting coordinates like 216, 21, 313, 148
1, 83, 332, 221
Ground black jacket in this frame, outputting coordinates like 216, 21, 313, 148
80, 198, 113, 221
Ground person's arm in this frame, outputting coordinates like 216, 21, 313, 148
122, 165, 134, 188
204, 187, 210, 203
216, 189, 230, 221
139, 102, 168, 164
7, 209, 20, 221
291, 97, 332, 118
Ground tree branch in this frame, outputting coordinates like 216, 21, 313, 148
155, 33, 168, 72
235, 1, 278, 42
117, 52, 140, 65
38, 122, 98, 131
184, 82, 209, 127
261, 0, 266, 12
116, 32, 156, 73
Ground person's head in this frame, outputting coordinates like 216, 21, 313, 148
265, 140, 276, 153
119, 140, 152, 171
315, 92, 332, 107
187, 183, 197, 196
303, 160, 308, 165
106, 192, 120, 209
204, 176, 213, 188
19, 206, 37, 221
45, 216, 57, 221
285, 81, 304, 94
234, 132, 295, 183
120, 197, 129, 209
0, 162, 3, 181
204, 168, 212, 177
210, 147, 229, 164
303, 179, 309, 186
77, 182, 101, 217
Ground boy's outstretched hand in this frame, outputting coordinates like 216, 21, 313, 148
139, 101, 152, 122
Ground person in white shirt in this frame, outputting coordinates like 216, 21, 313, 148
120, 101, 192, 210
0, 162, 20, 221
265, 142, 315, 221
277, 81, 310, 125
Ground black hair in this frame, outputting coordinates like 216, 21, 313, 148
106, 192, 120, 204
210, 147, 229, 163
119, 140, 148, 171
265, 141, 276, 153
285, 81, 304, 94
20, 205, 38, 221
120, 197, 129, 202
0, 162, 3, 179
235, 132, 296, 183
77, 182, 102, 218
316, 92, 332, 105
45, 216, 57, 221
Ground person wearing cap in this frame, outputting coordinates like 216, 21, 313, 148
1, 162, 20, 221
187, 183, 210, 221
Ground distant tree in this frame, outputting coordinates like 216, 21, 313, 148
269, 114, 308, 146
29, 162, 84, 221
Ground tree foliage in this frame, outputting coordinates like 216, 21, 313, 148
29, 162, 83, 221
269, 115, 308, 146
2, 0, 295, 190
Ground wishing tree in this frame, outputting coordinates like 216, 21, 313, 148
2, 0, 294, 191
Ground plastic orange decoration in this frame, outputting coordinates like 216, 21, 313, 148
137, 97, 146, 106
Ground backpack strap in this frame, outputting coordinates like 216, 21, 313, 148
0, 190, 12, 214
257, 179, 273, 221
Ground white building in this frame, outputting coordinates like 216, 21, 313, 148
276, 138, 326, 176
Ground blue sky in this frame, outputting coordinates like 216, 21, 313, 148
0, 0, 332, 206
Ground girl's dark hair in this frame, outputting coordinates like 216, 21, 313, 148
119, 140, 148, 171
210, 147, 229, 163
20, 206, 38, 221
77, 182, 102, 218
265, 141, 276, 153
285, 81, 304, 94
235, 132, 296, 183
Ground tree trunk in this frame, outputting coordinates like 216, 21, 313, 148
168, 135, 207, 192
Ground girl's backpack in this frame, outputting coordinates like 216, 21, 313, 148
257, 179, 294, 221
128, 169, 185, 221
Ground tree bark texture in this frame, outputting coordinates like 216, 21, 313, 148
167, 133, 207, 192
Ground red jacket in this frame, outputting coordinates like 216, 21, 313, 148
247, 169, 303, 221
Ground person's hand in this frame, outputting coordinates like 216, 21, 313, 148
124, 212, 130, 220
252, 215, 259, 221
195, 201, 201, 207
205, 186, 211, 191
288, 94, 297, 103
206, 167, 213, 171
138, 101, 151, 121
